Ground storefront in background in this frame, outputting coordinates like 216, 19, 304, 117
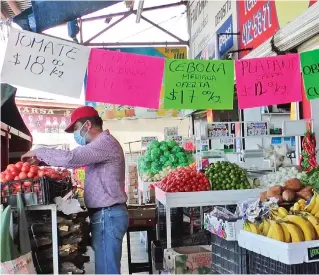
188, 0, 237, 59
16, 102, 78, 149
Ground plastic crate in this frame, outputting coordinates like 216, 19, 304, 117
1, 177, 72, 206
211, 234, 249, 274
248, 251, 319, 274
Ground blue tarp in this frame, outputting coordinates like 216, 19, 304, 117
13, 0, 121, 33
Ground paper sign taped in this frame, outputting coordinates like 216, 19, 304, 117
0, 28, 90, 98
86, 49, 165, 109
235, 54, 302, 109
300, 49, 319, 100
163, 59, 234, 110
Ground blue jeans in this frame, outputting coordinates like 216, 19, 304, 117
90, 205, 128, 274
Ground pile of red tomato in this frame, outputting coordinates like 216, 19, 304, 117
156, 167, 210, 193
1, 162, 70, 194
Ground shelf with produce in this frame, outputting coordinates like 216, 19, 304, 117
155, 187, 266, 208
155, 186, 266, 249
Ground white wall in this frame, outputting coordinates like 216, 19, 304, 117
104, 118, 192, 152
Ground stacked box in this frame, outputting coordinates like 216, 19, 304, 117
126, 165, 138, 204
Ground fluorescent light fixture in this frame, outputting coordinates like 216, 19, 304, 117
136, 0, 144, 23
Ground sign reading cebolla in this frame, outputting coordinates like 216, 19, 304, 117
1, 28, 90, 98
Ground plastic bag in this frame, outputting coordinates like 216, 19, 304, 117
0, 194, 36, 274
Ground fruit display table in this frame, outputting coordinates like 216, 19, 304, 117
155, 186, 266, 248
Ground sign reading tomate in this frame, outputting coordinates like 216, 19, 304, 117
237, 0, 279, 58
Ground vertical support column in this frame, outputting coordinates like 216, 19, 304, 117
166, 206, 171, 248
51, 205, 59, 275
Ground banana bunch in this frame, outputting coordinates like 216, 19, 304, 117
305, 192, 319, 217
243, 204, 319, 243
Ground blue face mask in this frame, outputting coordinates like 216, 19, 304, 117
73, 123, 88, 146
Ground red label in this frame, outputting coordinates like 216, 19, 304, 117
237, 0, 279, 58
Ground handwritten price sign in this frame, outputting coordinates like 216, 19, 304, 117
1, 28, 90, 98
300, 49, 319, 100
163, 59, 234, 109
235, 54, 302, 109
86, 49, 165, 109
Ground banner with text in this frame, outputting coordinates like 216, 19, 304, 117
1, 28, 90, 98
163, 59, 234, 109
300, 49, 319, 100
235, 54, 302, 109
17, 105, 73, 133
86, 49, 165, 109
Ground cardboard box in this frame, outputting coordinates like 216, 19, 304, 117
164, 245, 212, 274
128, 171, 138, 179
204, 213, 243, 241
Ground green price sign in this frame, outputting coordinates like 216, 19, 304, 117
300, 49, 319, 100
163, 59, 234, 110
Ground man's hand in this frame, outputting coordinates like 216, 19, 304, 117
21, 150, 38, 164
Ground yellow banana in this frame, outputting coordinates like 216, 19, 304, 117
268, 221, 284, 242
244, 222, 251, 232
298, 199, 306, 205
278, 207, 289, 218
285, 215, 316, 241
262, 220, 271, 236
310, 195, 319, 216
293, 202, 300, 212
267, 224, 273, 238
248, 222, 260, 234
303, 213, 319, 238
305, 194, 317, 213
315, 212, 319, 218
283, 222, 304, 242
258, 222, 264, 233
280, 223, 291, 243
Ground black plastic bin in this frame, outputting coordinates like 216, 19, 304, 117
211, 234, 249, 274
1, 177, 72, 206
248, 251, 319, 274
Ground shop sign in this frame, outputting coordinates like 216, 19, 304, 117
1, 28, 90, 98
217, 15, 234, 57
188, 0, 212, 58
141, 136, 158, 149
237, 0, 279, 58
17, 105, 73, 134
164, 127, 178, 138
85, 46, 189, 120
246, 122, 268, 136
207, 123, 230, 138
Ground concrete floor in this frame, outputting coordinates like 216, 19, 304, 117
84, 232, 149, 274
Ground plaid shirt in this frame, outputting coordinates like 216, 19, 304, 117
35, 130, 127, 208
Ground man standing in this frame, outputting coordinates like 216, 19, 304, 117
21, 106, 128, 274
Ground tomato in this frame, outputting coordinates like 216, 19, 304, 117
11, 170, 19, 177
30, 166, 39, 174
14, 176, 20, 181
23, 181, 32, 187
19, 172, 27, 180
1, 172, 7, 183
15, 162, 23, 170
7, 164, 15, 171
27, 172, 35, 178
5, 174, 14, 182
21, 165, 30, 173
8, 166, 19, 174
38, 170, 45, 177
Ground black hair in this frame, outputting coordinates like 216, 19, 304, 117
78, 116, 103, 129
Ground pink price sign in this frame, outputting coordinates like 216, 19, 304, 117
235, 54, 302, 109
86, 49, 165, 109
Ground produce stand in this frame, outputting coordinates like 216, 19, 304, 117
155, 186, 266, 248
26, 204, 59, 275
